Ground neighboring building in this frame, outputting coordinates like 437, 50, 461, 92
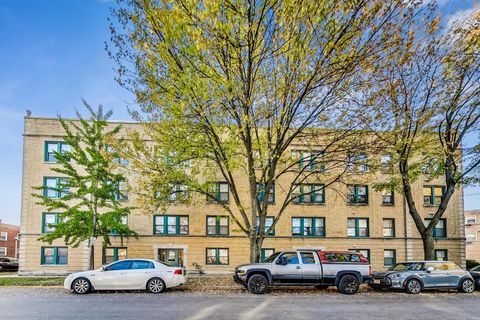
0, 220, 20, 258
19, 117, 466, 275
465, 210, 480, 262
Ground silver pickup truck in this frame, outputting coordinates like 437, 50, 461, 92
233, 249, 371, 294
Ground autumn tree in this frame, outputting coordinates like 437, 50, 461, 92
33, 103, 137, 270
356, 6, 480, 260
109, 0, 412, 262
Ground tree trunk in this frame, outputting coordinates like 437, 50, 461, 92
422, 233, 435, 260
89, 243, 95, 270
249, 236, 264, 263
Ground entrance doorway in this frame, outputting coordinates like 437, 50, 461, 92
158, 249, 184, 267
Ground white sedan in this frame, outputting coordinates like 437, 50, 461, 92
64, 259, 186, 294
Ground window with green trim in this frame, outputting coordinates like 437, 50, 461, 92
291, 150, 325, 171
206, 216, 229, 236
347, 218, 369, 237
347, 153, 368, 172
347, 185, 368, 205
423, 186, 444, 206
384, 249, 396, 266
256, 183, 275, 203
349, 248, 370, 262
424, 218, 447, 238
103, 247, 127, 264
106, 145, 129, 166
41, 247, 68, 265
168, 184, 188, 202
42, 213, 61, 233
383, 218, 395, 238
206, 248, 229, 265
434, 249, 448, 261
381, 190, 394, 205
44, 141, 71, 163
292, 217, 325, 237
256, 217, 275, 236
292, 184, 325, 204
43, 177, 69, 198
154, 215, 189, 235
261, 248, 275, 262
206, 182, 229, 203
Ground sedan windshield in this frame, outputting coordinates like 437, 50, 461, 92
263, 252, 281, 263
388, 262, 423, 271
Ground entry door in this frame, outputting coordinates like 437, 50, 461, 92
158, 249, 184, 267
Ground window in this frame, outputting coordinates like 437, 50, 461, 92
423, 186, 444, 206
292, 150, 325, 171
383, 219, 395, 238
300, 252, 316, 264
347, 185, 368, 205
44, 141, 71, 163
207, 182, 229, 203
206, 216, 229, 236
434, 249, 448, 261
0, 232, 7, 241
106, 145, 129, 166
256, 217, 275, 236
110, 216, 128, 236
424, 218, 446, 238
380, 154, 392, 169
41, 247, 68, 265
384, 249, 396, 266
280, 252, 299, 264
169, 184, 187, 202
466, 216, 477, 225
349, 249, 370, 262
347, 218, 369, 237
381, 190, 394, 205
154, 215, 189, 235
42, 213, 61, 233
131, 260, 155, 270
103, 247, 127, 264
466, 233, 477, 242
115, 181, 129, 201
260, 248, 275, 262
0, 247, 6, 256
256, 183, 275, 203
206, 248, 229, 265
106, 260, 132, 271
292, 217, 325, 237
43, 177, 69, 198
292, 184, 325, 204
347, 153, 368, 172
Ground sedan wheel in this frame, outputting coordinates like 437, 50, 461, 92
147, 278, 166, 294
72, 278, 91, 294
459, 279, 475, 293
337, 275, 360, 295
405, 279, 422, 294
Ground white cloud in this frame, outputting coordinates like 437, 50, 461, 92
446, 4, 480, 30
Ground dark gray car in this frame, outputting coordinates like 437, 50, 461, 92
369, 261, 474, 294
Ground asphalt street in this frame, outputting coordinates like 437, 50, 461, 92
1, 287, 480, 320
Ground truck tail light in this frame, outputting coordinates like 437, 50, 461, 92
369, 265, 372, 275
174, 269, 183, 275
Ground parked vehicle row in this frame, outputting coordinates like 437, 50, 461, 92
0, 257, 19, 271
63, 251, 478, 295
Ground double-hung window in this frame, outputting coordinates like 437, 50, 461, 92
423, 186, 444, 206
45, 141, 71, 163
347, 153, 368, 172
292, 217, 325, 237
103, 247, 127, 264
169, 184, 187, 202
292, 184, 325, 204
347, 218, 369, 237
43, 177, 69, 198
207, 182, 229, 203
347, 185, 368, 205
41, 247, 68, 265
256, 217, 275, 236
424, 218, 446, 238
434, 249, 448, 261
0, 248, 6, 256
154, 215, 189, 235
381, 190, 394, 205
206, 216, 229, 236
260, 249, 275, 262
292, 150, 325, 171
42, 213, 61, 233
256, 183, 275, 203
0, 232, 7, 241
206, 248, 229, 265
383, 218, 395, 237
384, 249, 396, 266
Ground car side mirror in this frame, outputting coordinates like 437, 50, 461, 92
276, 256, 288, 265
426, 266, 434, 273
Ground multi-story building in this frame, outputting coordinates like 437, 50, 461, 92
465, 210, 480, 262
18, 116, 466, 275
0, 220, 20, 258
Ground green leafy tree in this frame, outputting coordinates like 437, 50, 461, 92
33, 102, 137, 270
109, 0, 412, 262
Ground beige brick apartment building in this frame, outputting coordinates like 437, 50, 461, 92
19, 116, 466, 275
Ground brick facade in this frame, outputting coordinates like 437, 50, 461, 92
0, 221, 20, 258
465, 210, 480, 262
19, 117, 466, 275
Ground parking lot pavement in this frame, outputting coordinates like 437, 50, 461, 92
1, 287, 480, 320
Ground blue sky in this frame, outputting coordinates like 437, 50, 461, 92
0, 0, 478, 225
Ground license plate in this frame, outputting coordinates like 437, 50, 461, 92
373, 279, 381, 284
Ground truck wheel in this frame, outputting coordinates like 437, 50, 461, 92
459, 279, 475, 293
405, 279, 422, 294
247, 274, 268, 294
337, 274, 360, 294
315, 285, 329, 290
